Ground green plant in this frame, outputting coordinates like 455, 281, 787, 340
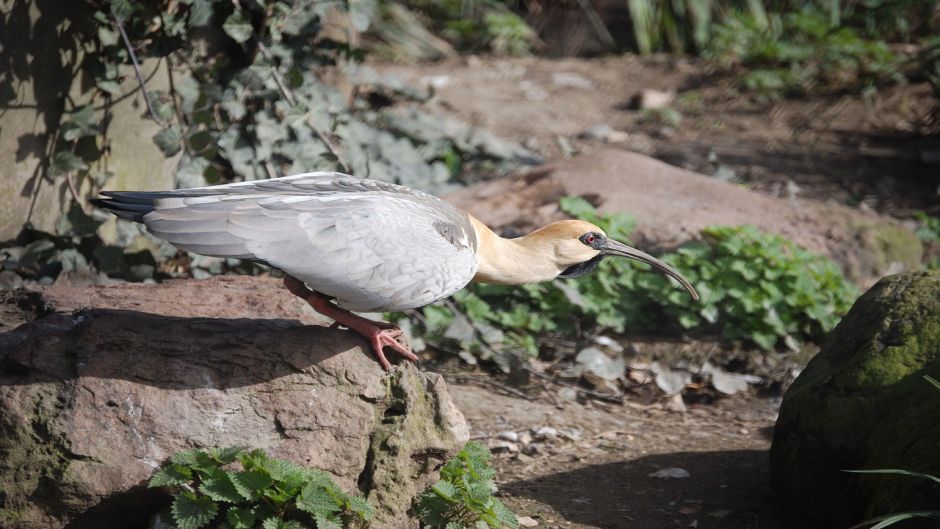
644, 225, 860, 350
913, 212, 940, 244
416, 442, 518, 529
705, 6, 901, 99
148, 447, 373, 529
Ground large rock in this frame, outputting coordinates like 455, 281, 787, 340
0, 278, 469, 528
445, 149, 922, 286
770, 271, 940, 525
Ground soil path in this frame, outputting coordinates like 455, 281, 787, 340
448, 383, 803, 529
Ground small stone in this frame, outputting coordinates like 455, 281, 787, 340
637, 88, 675, 110
649, 467, 691, 479
0, 270, 23, 289
533, 426, 558, 440
487, 439, 519, 453
518, 515, 539, 527
551, 72, 594, 89
519, 431, 533, 445
579, 124, 614, 140
498, 431, 519, 442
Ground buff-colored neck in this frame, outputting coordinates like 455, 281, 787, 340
469, 216, 566, 285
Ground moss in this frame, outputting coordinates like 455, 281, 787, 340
771, 271, 940, 525
0, 382, 74, 526
359, 365, 466, 526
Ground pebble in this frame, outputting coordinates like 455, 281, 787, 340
518, 515, 539, 527
533, 426, 558, 440
649, 467, 691, 479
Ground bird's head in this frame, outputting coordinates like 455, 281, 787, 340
532, 220, 699, 300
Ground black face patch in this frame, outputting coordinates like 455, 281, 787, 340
579, 232, 606, 250
558, 254, 606, 279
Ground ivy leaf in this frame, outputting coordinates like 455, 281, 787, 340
148, 464, 193, 487
223, 11, 253, 43
188, 0, 214, 26
111, 0, 139, 20
96, 79, 122, 96
171, 492, 218, 529
153, 126, 183, 156
199, 469, 243, 502
62, 105, 100, 140
230, 470, 272, 500
49, 151, 88, 177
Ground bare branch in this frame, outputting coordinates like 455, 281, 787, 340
111, 10, 167, 127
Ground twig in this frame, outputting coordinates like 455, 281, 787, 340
112, 9, 167, 127
256, 42, 350, 173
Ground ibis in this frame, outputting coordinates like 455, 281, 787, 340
94, 172, 698, 369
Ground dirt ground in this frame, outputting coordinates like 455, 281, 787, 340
447, 381, 798, 529
374, 54, 939, 528
377, 54, 939, 217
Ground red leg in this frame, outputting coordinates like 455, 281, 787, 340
284, 276, 418, 370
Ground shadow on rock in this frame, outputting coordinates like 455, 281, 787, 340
504, 450, 815, 529
1, 308, 371, 389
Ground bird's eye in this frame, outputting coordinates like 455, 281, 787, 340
582, 233, 596, 245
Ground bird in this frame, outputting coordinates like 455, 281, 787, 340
93, 172, 698, 370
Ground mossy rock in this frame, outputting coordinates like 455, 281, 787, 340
851, 223, 924, 281
770, 271, 940, 525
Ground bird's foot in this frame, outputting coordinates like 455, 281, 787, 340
364, 326, 418, 371
283, 275, 418, 371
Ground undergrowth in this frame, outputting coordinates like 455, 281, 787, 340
148, 447, 372, 529
416, 441, 517, 529
398, 197, 858, 366
705, 6, 901, 100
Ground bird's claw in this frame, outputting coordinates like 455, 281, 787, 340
369, 328, 418, 371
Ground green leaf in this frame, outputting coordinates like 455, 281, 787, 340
314, 514, 342, 529
223, 11, 253, 43
431, 480, 457, 501
845, 469, 940, 485
230, 470, 273, 500
148, 464, 193, 487
96, 79, 122, 96
209, 446, 247, 465
188, 0, 214, 26
199, 469, 243, 502
296, 482, 341, 516
111, 0, 138, 20
848, 511, 940, 529
49, 151, 88, 177
346, 495, 374, 520
153, 126, 183, 156
226, 507, 256, 529
171, 492, 218, 529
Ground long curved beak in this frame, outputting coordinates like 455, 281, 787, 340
601, 240, 699, 300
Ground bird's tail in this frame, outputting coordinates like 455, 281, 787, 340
91, 191, 180, 223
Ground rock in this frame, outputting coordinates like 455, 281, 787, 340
770, 271, 940, 525
635, 88, 676, 110
0, 279, 469, 529
444, 149, 922, 286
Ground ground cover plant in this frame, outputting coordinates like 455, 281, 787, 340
416, 441, 518, 529
148, 447, 373, 529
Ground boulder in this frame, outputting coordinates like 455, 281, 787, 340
0, 277, 469, 528
444, 149, 922, 287
770, 271, 940, 525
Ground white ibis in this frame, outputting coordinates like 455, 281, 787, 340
93, 172, 698, 369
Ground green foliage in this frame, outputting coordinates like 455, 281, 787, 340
407, 0, 537, 55
705, 6, 901, 99
913, 212, 940, 244
148, 447, 372, 529
646, 225, 859, 350
401, 198, 858, 364
416, 442, 517, 529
